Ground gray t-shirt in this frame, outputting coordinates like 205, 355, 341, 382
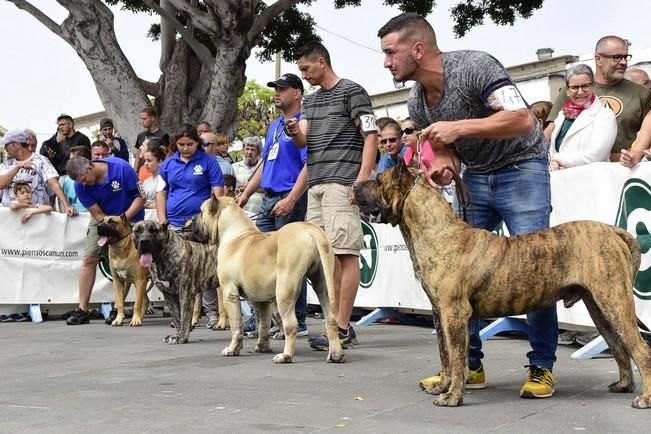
408, 50, 548, 172
302, 78, 374, 187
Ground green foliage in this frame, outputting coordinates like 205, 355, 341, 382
450, 0, 544, 37
236, 80, 275, 139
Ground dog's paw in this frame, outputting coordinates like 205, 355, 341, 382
163, 335, 174, 343
632, 394, 651, 409
608, 380, 635, 393
272, 353, 293, 364
221, 346, 240, 357
433, 392, 463, 407
214, 320, 229, 330
129, 317, 143, 327
111, 317, 124, 327
327, 350, 345, 363
255, 343, 273, 353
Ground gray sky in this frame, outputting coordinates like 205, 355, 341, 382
0, 0, 648, 141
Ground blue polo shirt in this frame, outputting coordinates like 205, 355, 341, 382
377, 145, 408, 173
159, 150, 224, 226
75, 157, 145, 220
261, 113, 307, 194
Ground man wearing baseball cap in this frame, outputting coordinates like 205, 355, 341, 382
99, 118, 130, 162
237, 72, 310, 338
0, 129, 78, 215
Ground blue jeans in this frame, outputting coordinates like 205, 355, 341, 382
460, 159, 557, 371
256, 191, 308, 324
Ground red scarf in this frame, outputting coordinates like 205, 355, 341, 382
561, 94, 596, 120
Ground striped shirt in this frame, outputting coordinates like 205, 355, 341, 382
302, 79, 373, 187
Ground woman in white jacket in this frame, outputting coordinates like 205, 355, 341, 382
549, 64, 617, 170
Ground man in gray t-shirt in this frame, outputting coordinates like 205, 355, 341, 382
379, 13, 557, 400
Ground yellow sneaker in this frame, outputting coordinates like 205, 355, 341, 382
419, 364, 487, 390
520, 365, 556, 398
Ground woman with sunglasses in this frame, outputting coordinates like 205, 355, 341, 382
549, 64, 616, 170
377, 120, 408, 173
401, 117, 437, 171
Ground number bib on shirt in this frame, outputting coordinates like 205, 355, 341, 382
267, 142, 280, 161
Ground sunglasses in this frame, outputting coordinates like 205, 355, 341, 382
379, 137, 400, 145
402, 127, 416, 135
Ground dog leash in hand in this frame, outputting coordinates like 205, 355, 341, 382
416, 132, 471, 222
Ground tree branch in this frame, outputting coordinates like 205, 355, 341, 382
248, 0, 301, 45
167, 0, 217, 35
8, 0, 63, 38
141, 0, 215, 68
139, 77, 161, 98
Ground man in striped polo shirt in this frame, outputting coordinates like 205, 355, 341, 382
288, 41, 379, 350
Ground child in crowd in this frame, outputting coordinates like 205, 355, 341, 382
10, 181, 53, 224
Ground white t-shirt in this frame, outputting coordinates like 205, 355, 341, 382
232, 161, 264, 217
0, 153, 59, 206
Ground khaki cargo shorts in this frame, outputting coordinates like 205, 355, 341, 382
307, 183, 363, 256
84, 217, 108, 257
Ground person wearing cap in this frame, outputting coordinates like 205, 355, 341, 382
288, 42, 378, 350
40, 114, 91, 176
238, 72, 310, 338
0, 129, 78, 216
99, 118, 130, 162
232, 136, 264, 218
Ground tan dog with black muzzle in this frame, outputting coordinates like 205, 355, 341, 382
353, 161, 651, 409
97, 215, 150, 326
195, 196, 344, 364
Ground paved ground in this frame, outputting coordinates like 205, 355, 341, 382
1, 315, 648, 433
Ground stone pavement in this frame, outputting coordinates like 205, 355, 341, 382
0, 316, 648, 433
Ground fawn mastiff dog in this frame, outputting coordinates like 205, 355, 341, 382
132, 220, 219, 344
194, 196, 344, 364
96, 215, 150, 326
353, 161, 651, 409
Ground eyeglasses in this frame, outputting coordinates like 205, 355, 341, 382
379, 137, 400, 145
203, 141, 216, 146
567, 83, 593, 92
402, 127, 416, 135
598, 53, 632, 63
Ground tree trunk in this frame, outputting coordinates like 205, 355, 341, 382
58, 0, 150, 147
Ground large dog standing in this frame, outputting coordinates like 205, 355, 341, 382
353, 162, 651, 409
97, 215, 150, 326
132, 220, 219, 344
194, 196, 344, 364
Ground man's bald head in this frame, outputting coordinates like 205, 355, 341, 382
595, 35, 628, 54
625, 67, 651, 89
377, 13, 437, 49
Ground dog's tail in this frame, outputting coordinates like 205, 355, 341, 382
305, 225, 337, 321
614, 226, 642, 283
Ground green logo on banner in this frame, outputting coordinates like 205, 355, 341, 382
615, 178, 651, 300
99, 256, 113, 282
359, 221, 379, 288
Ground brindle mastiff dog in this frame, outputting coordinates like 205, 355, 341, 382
96, 215, 150, 326
132, 220, 219, 344
353, 161, 651, 409
194, 196, 344, 364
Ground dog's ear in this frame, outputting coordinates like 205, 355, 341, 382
392, 155, 406, 184
210, 194, 219, 215
120, 213, 128, 225
161, 221, 169, 234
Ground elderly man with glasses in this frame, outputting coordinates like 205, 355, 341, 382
544, 35, 651, 166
